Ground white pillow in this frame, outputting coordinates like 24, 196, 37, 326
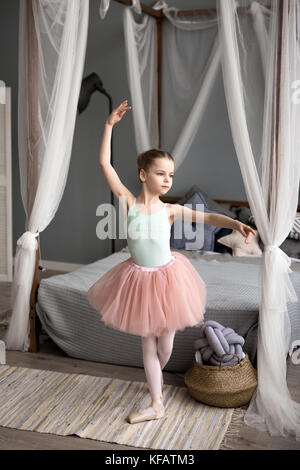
217, 230, 262, 257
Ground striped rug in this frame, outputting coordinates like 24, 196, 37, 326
0, 365, 235, 450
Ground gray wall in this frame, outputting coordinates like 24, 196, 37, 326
1, 0, 293, 267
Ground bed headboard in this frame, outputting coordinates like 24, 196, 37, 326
160, 196, 300, 212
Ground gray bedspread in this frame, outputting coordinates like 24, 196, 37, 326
36, 248, 300, 372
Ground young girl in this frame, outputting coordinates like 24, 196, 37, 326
87, 100, 256, 424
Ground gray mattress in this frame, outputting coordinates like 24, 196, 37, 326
36, 248, 300, 372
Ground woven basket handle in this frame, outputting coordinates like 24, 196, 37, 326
219, 353, 241, 368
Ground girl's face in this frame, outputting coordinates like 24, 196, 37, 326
141, 158, 174, 194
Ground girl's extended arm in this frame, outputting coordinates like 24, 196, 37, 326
172, 204, 257, 244
206, 212, 256, 243
99, 100, 132, 200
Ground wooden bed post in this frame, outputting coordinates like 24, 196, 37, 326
26, 0, 41, 353
274, 0, 283, 216
268, 0, 283, 218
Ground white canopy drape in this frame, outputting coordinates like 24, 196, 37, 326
5, 0, 89, 351
100, 0, 141, 19
250, 1, 271, 79
217, 0, 300, 438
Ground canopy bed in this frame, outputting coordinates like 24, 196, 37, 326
4, 0, 300, 439
34, 190, 300, 373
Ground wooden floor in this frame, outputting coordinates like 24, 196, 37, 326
0, 272, 300, 450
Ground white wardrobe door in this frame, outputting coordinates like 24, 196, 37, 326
0, 86, 12, 282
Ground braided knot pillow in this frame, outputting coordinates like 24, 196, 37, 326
194, 320, 245, 366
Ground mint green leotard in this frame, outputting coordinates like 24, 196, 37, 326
126, 197, 172, 267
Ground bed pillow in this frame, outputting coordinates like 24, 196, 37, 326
233, 206, 253, 225
176, 185, 201, 206
217, 230, 262, 257
214, 228, 233, 254
288, 213, 300, 240
249, 212, 300, 241
170, 191, 235, 252
177, 185, 237, 219
235, 205, 300, 243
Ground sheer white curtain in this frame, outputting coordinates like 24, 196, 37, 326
5, 0, 89, 351
100, 0, 141, 19
217, 0, 300, 439
250, 1, 271, 79
123, 7, 158, 153
122, 1, 220, 171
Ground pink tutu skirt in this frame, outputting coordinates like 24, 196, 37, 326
87, 251, 207, 337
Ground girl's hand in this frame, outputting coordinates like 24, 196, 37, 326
106, 100, 131, 126
235, 220, 257, 244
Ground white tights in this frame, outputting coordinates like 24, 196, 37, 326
141, 330, 176, 403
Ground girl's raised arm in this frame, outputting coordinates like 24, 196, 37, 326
99, 100, 133, 200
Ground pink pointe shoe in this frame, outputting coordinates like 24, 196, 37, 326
128, 401, 165, 424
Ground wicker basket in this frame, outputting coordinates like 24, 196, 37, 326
184, 353, 258, 408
